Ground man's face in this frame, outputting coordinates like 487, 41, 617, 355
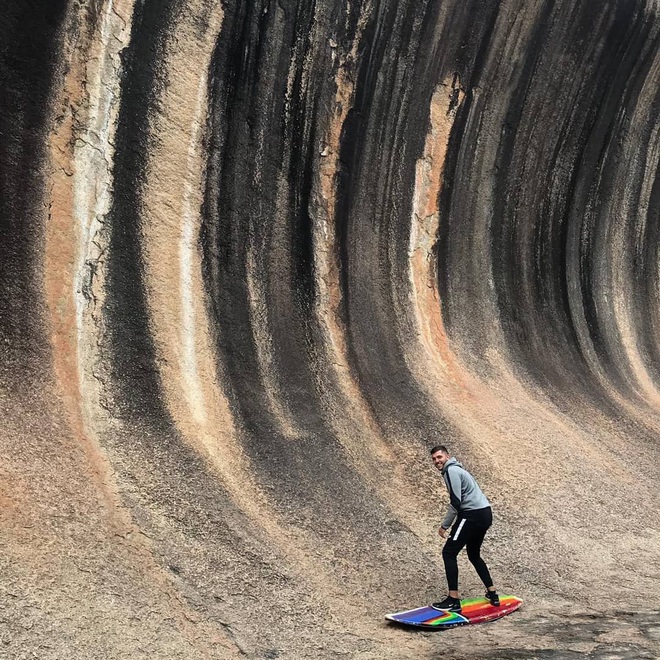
432, 450, 450, 471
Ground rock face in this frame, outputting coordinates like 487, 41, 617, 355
1, 0, 659, 657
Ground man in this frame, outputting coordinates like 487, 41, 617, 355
430, 445, 499, 613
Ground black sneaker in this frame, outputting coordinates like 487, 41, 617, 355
431, 596, 462, 612
485, 590, 500, 606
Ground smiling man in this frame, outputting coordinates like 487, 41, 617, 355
430, 445, 499, 613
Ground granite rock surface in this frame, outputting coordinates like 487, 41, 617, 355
1, 0, 659, 657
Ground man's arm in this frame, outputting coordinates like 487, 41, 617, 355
440, 468, 463, 530
440, 504, 457, 531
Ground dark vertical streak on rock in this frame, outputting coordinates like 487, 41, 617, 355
637, 157, 660, 383
334, 0, 461, 440
613, 23, 660, 391
204, 0, 357, 514
488, 0, 579, 381
335, 4, 386, 339
204, 0, 326, 444
265, 0, 326, 435
204, 0, 283, 438
567, 2, 653, 388
202, 0, 430, 537
105, 0, 178, 424
0, 0, 67, 378
438, 0, 660, 411
286, 1, 318, 323
436, 0, 502, 352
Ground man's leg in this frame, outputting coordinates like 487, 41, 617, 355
465, 527, 494, 589
433, 519, 469, 610
442, 518, 469, 594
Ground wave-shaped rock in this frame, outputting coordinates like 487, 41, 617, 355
1, 0, 659, 657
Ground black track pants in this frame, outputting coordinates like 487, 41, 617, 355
442, 507, 493, 592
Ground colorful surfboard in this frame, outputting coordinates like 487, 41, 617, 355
386, 595, 522, 629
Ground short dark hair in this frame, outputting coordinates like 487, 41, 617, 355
430, 444, 449, 456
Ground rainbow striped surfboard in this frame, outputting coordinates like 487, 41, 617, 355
386, 595, 522, 629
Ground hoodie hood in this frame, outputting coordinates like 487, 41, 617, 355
441, 457, 463, 475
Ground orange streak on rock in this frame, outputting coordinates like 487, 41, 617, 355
45, 5, 119, 516
408, 78, 469, 400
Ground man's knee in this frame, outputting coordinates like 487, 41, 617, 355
443, 543, 460, 560
466, 546, 482, 564
467, 550, 481, 564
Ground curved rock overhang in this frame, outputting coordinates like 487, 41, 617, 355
1, 0, 659, 657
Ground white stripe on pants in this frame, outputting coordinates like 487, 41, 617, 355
452, 519, 467, 541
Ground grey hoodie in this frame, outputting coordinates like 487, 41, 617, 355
440, 457, 490, 529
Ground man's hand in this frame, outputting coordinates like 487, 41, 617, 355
438, 527, 448, 538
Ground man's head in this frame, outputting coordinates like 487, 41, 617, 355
430, 445, 451, 470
